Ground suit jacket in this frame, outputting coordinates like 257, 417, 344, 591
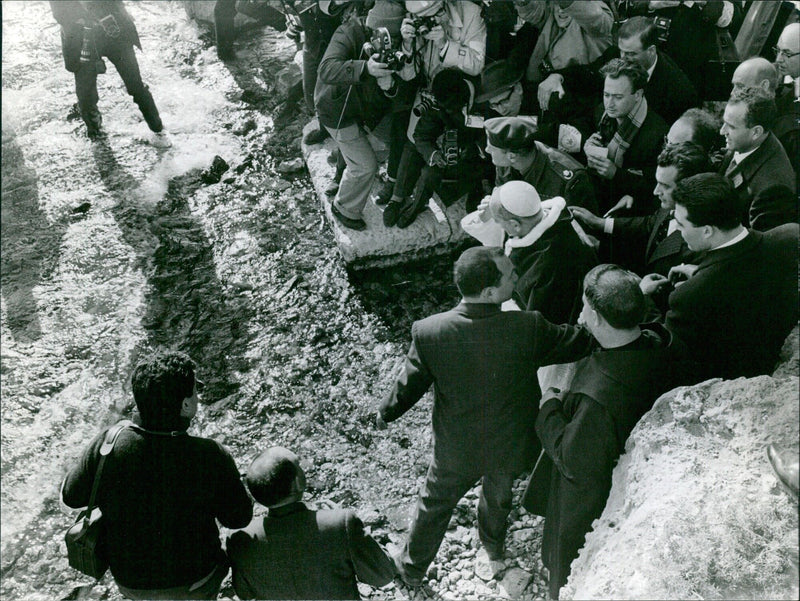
613, 207, 703, 277
644, 50, 699, 125
523, 324, 681, 599
379, 303, 595, 475
774, 84, 800, 190
590, 106, 669, 215
665, 224, 799, 383
227, 503, 395, 600
718, 133, 797, 231
510, 215, 599, 324
496, 142, 598, 214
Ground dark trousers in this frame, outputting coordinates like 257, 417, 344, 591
75, 42, 162, 134
298, 8, 339, 112
398, 464, 515, 580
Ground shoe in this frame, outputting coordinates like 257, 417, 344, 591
303, 127, 330, 145
330, 203, 366, 231
768, 444, 799, 499
391, 552, 423, 587
383, 199, 403, 227
474, 547, 505, 582
149, 131, 172, 148
396, 195, 428, 229
374, 179, 395, 206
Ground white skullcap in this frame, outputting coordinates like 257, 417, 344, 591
492, 180, 541, 218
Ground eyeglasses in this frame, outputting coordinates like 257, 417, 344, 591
774, 46, 800, 59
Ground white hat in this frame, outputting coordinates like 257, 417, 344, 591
492, 180, 541, 218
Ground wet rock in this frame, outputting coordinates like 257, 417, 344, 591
200, 156, 229, 184
498, 567, 532, 599
276, 158, 305, 174
275, 63, 302, 98
233, 119, 257, 136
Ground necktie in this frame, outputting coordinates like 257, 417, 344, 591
725, 156, 738, 176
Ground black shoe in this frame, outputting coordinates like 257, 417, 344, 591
392, 553, 423, 587
325, 180, 339, 196
383, 199, 403, 227
396, 195, 428, 229
303, 127, 330, 145
331, 203, 366, 231
375, 180, 394, 206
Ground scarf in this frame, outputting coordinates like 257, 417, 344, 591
601, 94, 648, 168
505, 196, 566, 254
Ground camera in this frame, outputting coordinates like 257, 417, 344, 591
362, 27, 406, 71
653, 16, 671, 44
411, 15, 437, 37
412, 89, 438, 118
442, 129, 459, 167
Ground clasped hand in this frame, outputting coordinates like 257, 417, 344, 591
367, 54, 393, 79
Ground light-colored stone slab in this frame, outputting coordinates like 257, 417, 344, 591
497, 567, 533, 599
301, 119, 469, 269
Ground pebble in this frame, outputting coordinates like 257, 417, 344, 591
277, 158, 305, 174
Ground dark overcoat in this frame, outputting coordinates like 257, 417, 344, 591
523, 324, 680, 599
379, 302, 595, 476
665, 224, 799, 383
227, 503, 395, 600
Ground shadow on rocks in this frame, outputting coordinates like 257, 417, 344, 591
1, 129, 66, 343
90, 138, 254, 403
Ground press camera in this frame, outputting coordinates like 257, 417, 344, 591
362, 27, 406, 71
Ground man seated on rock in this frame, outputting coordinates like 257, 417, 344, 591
62, 350, 253, 599
571, 141, 709, 283
640, 173, 799, 383
484, 116, 598, 214
378, 246, 596, 588
584, 59, 668, 217
463, 180, 597, 325
718, 87, 796, 232
523, 264, 684, 601
475, 59, 536, 119
314, 1, 407, 231
226, 446, 396, 600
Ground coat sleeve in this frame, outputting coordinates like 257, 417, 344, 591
439, 2, 486, 77
50, 1, 87, 26
748, 184, 797, 232
535, 394, 618, 484
378, 324, 433, 423
317, 24, 367, 86
529, 317, 596, 366
565, 170, 599, 214
562, 0, 613, 38
211, 443, 253, 529
61, 430, 106, 508
345, 511, 397, 587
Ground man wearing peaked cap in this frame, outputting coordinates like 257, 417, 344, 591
484, 116, 598, 214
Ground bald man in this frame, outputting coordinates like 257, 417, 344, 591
731, 56, 779, 96
773, 23, 800, 178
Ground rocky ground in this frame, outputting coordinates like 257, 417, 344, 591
1, 3, 549, 600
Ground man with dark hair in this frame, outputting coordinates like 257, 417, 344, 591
584, 58, 669, 216
49, 1, 171, 146
571, 141, 708, 279
718, 87, 796, 231
483, 116, 598, 213
378, 245, 595, 587
226, 446, 396, 600
523, 264, 682, 601
61, 350, 253, 599
640, 173, 799, 383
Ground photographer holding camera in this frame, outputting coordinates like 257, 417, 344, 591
314, 1, 408, 230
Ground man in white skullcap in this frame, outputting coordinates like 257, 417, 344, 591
466, 180, 597, 324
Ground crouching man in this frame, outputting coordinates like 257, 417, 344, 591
226, 446, 397, 599
61, 350, 253, 599
523, 265, 684, 599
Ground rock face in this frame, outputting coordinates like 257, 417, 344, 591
563, 327, 800, 600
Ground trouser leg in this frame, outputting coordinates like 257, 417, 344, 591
477, 472, 514, 559
324, 123, 377, 220
387, 110, 411, 180
399, 464, 475, 581
393, 141, 425, 200
74, 65, 102, 136
108, 44, 163, 132
214, 0, 237, 59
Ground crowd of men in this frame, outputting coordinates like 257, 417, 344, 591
57, 1, 799, 600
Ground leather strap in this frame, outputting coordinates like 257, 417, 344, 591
84, 420, 133, 523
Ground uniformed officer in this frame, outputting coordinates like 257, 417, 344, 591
484, 116, 598, 214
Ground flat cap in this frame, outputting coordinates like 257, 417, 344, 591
484, 116, 538, 152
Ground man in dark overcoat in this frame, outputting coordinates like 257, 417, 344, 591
49, 1, 169, 145
523, 264, 683, 600
718, 88, 796, 231
227, 446, 396, 599
378, 246, 596, 586
640, 173, 799, 383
